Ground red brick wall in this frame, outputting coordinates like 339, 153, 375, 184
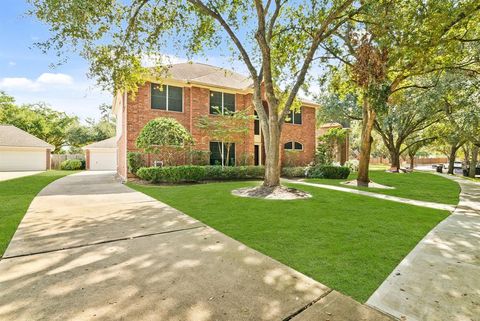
280, 106, 316, 166
126, 82, 316, 168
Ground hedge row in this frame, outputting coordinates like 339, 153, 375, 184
136, 164, 350, 183
136, 165, 265, 183
307, 165, 350, 179
281, 166, 307, 178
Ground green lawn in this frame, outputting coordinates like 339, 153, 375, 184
128, 181, 449, 302
305, 170, 460, 205
0, 171, 75, 256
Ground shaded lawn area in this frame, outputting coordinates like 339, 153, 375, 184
128, 181, 449, 302
0, 171, 75, 256
305, 170, 460, 205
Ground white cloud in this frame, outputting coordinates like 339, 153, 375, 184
0, 73, 74, 92
37, 73, 73, 85
141, 53, 187, 67
8, 61, 16, 67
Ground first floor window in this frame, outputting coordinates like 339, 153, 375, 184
284, 141, 303, 151
151, 83, 183, 112
210, 142, 236, 166
210, 91, 236, 114
254, 111, 260, 135
285, 108, 302, 124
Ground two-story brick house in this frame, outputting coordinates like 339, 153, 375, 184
113, 62, 320, 180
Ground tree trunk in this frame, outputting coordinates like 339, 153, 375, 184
469, 145, 478, 178
263, 123, 281, 187
410, 155, 415, 170
447, 145, 458, 175
389, 149, 401, 172
357, 98, 376, 186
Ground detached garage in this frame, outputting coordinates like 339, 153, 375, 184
0, 125, 53, 171
83, 137, 117, 171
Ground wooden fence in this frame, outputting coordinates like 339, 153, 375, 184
370, 156, 448, 166
51, 154, 85, 170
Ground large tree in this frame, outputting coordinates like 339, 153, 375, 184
320, 86, 441, 171
322, 0, 480, 185
29, 0, 360, 188
423, 70, 480, 174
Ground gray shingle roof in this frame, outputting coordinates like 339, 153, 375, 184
152, 62, 320, 107
156, 62, 253, 91
83, 137, 116, 149
0, 125, 54, 149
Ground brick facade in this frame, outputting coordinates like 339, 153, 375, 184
119, 81, 317, 177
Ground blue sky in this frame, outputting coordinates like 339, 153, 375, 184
0, 1, 249, 122
0, 0, 113, 121
0, 1, 319, 121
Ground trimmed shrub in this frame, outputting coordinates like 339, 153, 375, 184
307, 165, 350, 179
136, 165, 265, 183
127, 152, 145, 174
60, 159, 83, 170
281, 167, 307, 178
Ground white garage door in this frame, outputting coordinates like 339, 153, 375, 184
90, 150, 116, 171
0, 149, 46, 171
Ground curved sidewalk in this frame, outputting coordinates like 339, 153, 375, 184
284, 179, 456, 211
367, 175, 480, 321
0, 171, 393, 321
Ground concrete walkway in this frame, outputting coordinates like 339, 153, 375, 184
0, 171, 393, 321
0, 171, 43, 182
285, 179, 456, 211
367, 175, 480, 321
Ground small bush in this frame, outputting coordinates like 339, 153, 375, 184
127, 152, 145, 174
307, 165, 350, 179
281, 167, 307, 178
60, 159, 83, 170
136, 165, 265, 183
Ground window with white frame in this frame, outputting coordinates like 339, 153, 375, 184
284, 141, 303, 151
285, 108, 302, 124
210, 91, 235, 114
151, 83, 183, 112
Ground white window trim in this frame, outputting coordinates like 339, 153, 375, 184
287, 109, 302, 125
210, 91, 236, 115
152, 83, 184, 112
284, 141, 303, 151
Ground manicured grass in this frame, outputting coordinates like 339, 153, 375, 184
128, 181, 449, 302
0, 171, 75, 256
305, 170, 460, 205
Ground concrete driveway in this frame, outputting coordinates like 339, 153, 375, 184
0, 171, 43, 182
0, 171, 392, 321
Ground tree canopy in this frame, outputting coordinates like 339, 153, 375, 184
0, 92, 77, 152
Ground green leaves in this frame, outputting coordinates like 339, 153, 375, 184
0, 93, 77, 152
136, 117, 193, 154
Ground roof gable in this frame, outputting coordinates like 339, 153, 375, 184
0, 125, 54, 149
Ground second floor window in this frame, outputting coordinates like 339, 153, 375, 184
254, 111, 260, 135
151, 83, 183, 112
210, 91, 235, 114
285, 109, 302, 125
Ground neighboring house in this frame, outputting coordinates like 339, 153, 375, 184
317, 123, 350, 165
113, 62, 320, 180
0, 124, 54, 171
83, 137, 117, 171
